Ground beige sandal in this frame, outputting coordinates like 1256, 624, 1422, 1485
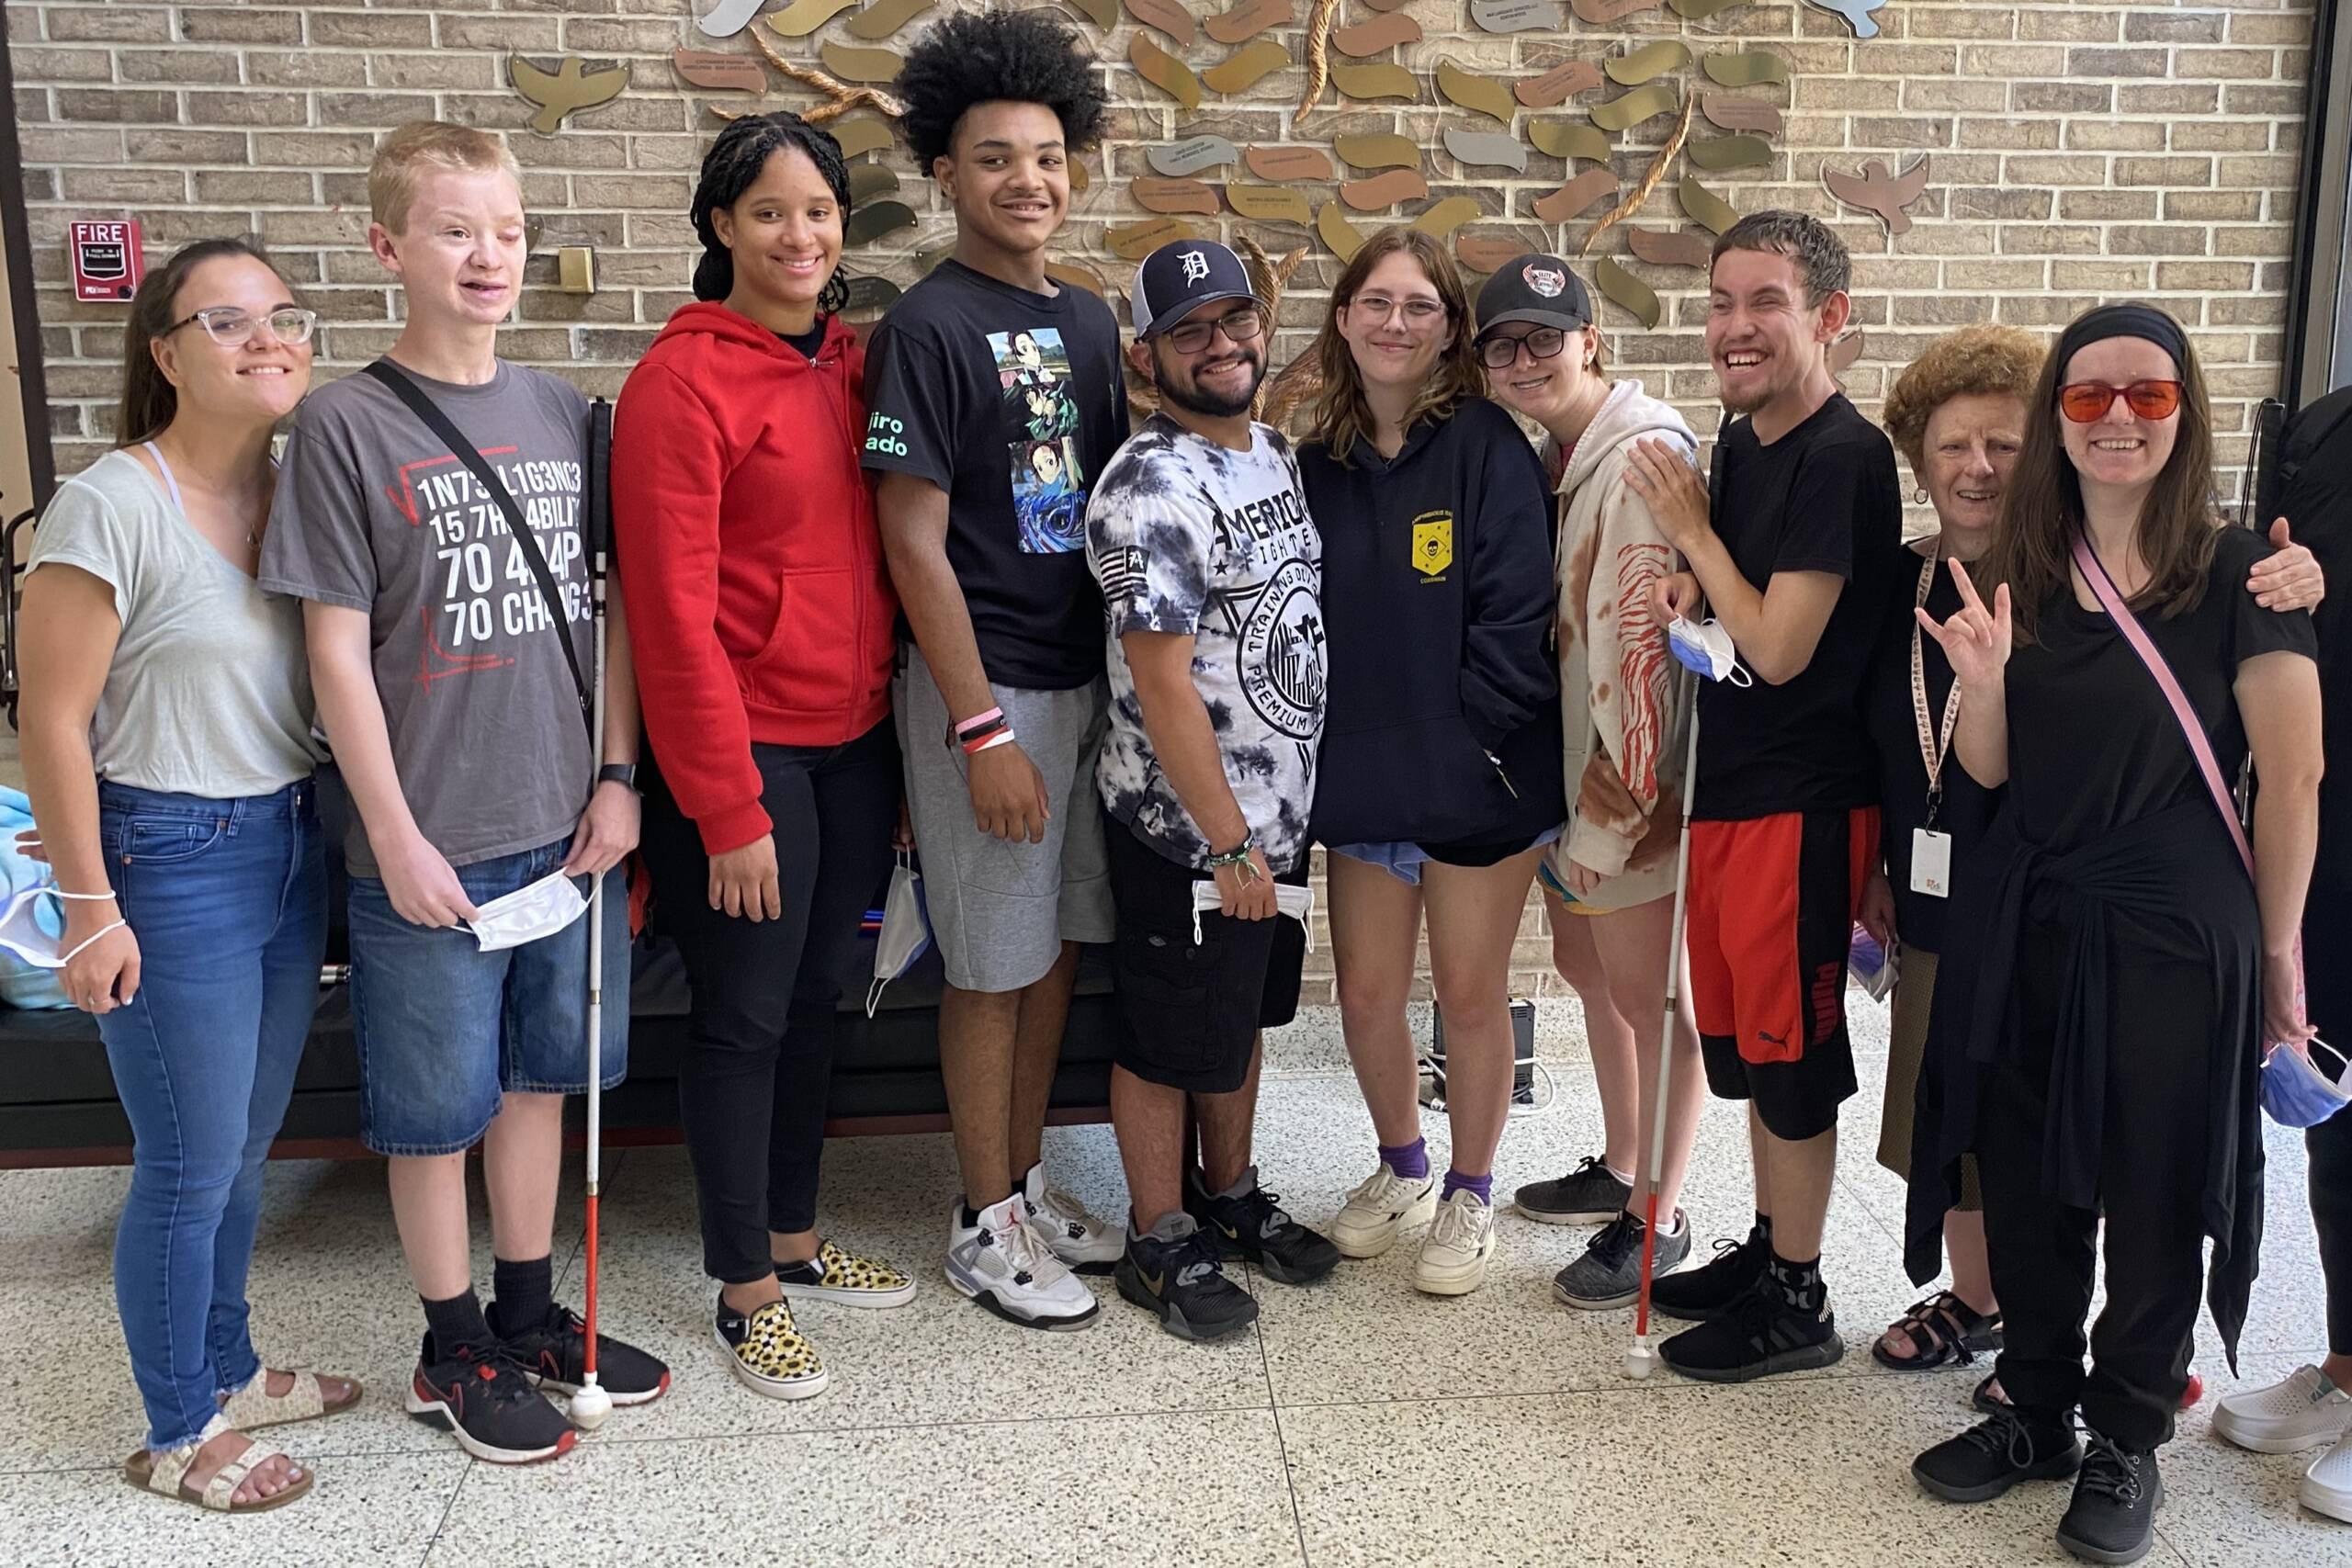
123, 1415, 313, 1514
218, 1369, 363, 1431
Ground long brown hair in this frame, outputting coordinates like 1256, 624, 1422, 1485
116, 237, 293, 448
1306, 227, 1484, 463
1984, 313, 2219, 645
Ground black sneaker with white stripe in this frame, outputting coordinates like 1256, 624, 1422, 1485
1185, 1165, 1341, 1286
404, 1333, 576, 1464
1657, 1260, 1844, 1382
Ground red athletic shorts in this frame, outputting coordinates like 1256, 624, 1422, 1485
1685, 807, 1878, 1139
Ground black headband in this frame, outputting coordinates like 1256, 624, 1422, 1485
2051, 302, 2190, 385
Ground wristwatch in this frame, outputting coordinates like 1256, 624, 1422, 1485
596, 762, 639, 792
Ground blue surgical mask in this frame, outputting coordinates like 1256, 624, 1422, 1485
866, 851, 933, 1017
1668, 616, 1751, 686
2261, 1038, 2352, 1128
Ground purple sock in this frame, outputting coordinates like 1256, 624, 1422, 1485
1378, 1137, 1430, 1180
1441, 1169, 1493, 1206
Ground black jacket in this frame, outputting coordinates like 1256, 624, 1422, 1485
1300, 398, 1565, 847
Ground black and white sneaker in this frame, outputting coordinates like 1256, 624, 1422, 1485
1552, 1210, 1690, 1310
404, 1334, 576, 1464
1513, 1155, 1634, 1224
1185, 1165, 1341, 1286
1913, 1409, 2083, 1504
2056, 1432, 2164, 1565
1657, 1267, 1844, 1382
489, 1298, 672, 1411
1116, 1213, 1261, 1342
1648, 1221, 1770, 1322
944, 1194, 1100, 1330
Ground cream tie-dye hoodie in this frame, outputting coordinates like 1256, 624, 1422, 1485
1544, 379, 1697, 912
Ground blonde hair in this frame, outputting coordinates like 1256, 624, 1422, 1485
368, 121, 521, 235
1306, 227, 1485, 465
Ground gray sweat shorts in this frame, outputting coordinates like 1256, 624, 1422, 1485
893, 645, 1115, 993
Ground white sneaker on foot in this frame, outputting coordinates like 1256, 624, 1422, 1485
1018, 1162, 1123, 1274
1413, 1189, 1497, 1296
944, 1195, 1100, 1331
1328, 1164, 1438, 1258
2305, 1427, 2352, 1524
2214, 1364, 2352, 1454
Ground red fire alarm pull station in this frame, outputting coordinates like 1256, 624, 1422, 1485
70, 220, 144, 302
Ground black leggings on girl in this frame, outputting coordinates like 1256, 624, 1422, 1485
639, 721, 899, 1286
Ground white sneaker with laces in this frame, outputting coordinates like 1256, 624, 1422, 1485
1413, 1189, 1498, 1296
2305, 1427, 2352, 1524
1329, 1164, 1438, 1258
1018, 1162, 1123, 1274
944, 1194, 1100, 1331
2213, 1364, 2352, 1455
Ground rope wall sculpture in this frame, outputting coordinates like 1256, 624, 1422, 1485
633, 0, 1928, 431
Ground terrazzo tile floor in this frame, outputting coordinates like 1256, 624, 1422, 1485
1, 998, 2342, 1567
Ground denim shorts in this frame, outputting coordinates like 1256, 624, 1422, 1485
347, 836, 628, 1156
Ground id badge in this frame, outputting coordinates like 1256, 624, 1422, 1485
1911, 829, 1953, 898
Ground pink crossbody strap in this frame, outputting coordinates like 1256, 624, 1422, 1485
2068, 529, 2256, 877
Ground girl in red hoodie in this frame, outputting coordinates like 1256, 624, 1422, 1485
614, 113, 907, 1402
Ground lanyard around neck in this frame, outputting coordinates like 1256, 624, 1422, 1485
1911, 550, 1964, 820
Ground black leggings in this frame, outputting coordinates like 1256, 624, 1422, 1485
1977, 925, 2214, 1451
640, 722, 899, 1286
2312, 1109, 2352, 1356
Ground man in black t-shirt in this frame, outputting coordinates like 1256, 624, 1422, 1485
864, 12, 1130, 1333
1623, 210, 1902, 1382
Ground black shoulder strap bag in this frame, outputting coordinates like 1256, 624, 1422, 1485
361, 359, 600, 736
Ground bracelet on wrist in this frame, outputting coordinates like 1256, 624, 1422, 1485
967, 728, 1018, 756
954, 706, 1006, 739
1204, 831, 1256, 871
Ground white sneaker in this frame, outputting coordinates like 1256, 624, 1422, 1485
1329, 1164, 1438, 1258
1413, 1189, 1498, 1296
2213, 1364, 2352, 1455
2306, 1427, 2352, 1524
1018, 1162, 1123, 1274
944, 1194, 1100, 1331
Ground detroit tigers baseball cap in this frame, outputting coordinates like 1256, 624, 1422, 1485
1132, 240, 1258, 340
1474, 254, 1595, 340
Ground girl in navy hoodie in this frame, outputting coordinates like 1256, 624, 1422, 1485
614, 114, 910, 1403
1297, 228, 1564, 1296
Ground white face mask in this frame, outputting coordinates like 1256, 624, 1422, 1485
1668, 615, 1752, 686
866, 851, 933, 1017
467, 870, 590, 953
1189, 879, 1317, 950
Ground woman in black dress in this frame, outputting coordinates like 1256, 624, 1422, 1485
1906, 304, 2323, 1566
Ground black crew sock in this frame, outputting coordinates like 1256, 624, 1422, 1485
1768, 1250, 1826, 1313
491, 1254, 555, 1333
1754, 1210, 1773, 1247
421, 1288, 495, 1361
962, 1201, 984, 1229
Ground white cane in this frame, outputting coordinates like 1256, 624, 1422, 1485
569, 407, 615, 1432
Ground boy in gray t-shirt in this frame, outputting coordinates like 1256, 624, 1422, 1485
256, 121, 667, 1463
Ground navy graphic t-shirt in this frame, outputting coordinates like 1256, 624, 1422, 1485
1087, 415, 1324, 873
861, 260, 1129, 690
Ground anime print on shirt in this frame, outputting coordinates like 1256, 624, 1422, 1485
993, 326, 1091, 554
1087, 414, 1325, 873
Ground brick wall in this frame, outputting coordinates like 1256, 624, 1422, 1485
4, 0, 2320, 999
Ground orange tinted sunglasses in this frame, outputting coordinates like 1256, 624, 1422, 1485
2057, 378, 2183, 423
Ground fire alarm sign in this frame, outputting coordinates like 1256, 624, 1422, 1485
70, 220, 143, 302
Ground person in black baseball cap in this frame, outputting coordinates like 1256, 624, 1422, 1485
1473, 253, 1594, 341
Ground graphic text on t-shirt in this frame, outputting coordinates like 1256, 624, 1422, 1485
387, 445, 586, 687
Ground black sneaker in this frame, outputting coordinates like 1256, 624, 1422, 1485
1115, 1213, 1261, 1342
1657, 1269, 1844, 1382
1552, 1210, 1691, 1310
1185, 1164, 1341, 1286
1913, 1409, 2083, 1504
1648, 1223, 1770, 1322
489, 1298, 673, 1410
404, 1334, 576, 1464
2056, 1432, 2164, 1565
1512, 1155, 1634, 1224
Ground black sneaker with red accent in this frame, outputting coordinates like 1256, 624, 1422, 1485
404, 1334, 577, 1464
488, 1299, 673, 1413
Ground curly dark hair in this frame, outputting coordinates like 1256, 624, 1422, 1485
1712, 209, 1850, 306
894, 10, 1108, 169
690, 112, 852, 310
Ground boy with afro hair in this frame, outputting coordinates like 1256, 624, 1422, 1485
863, 9, 1129, 1331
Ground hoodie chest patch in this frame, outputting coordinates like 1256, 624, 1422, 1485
1411, 511, 1453, 580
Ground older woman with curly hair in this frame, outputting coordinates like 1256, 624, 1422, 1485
1865, 326, 2323, 1389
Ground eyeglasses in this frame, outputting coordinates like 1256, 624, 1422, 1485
1164, 304, 1267, 355
1478, 328, 1569, 370
1348, 293, 1449, 329
2057, 378, 2183, 424
164, 306, 319, 348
